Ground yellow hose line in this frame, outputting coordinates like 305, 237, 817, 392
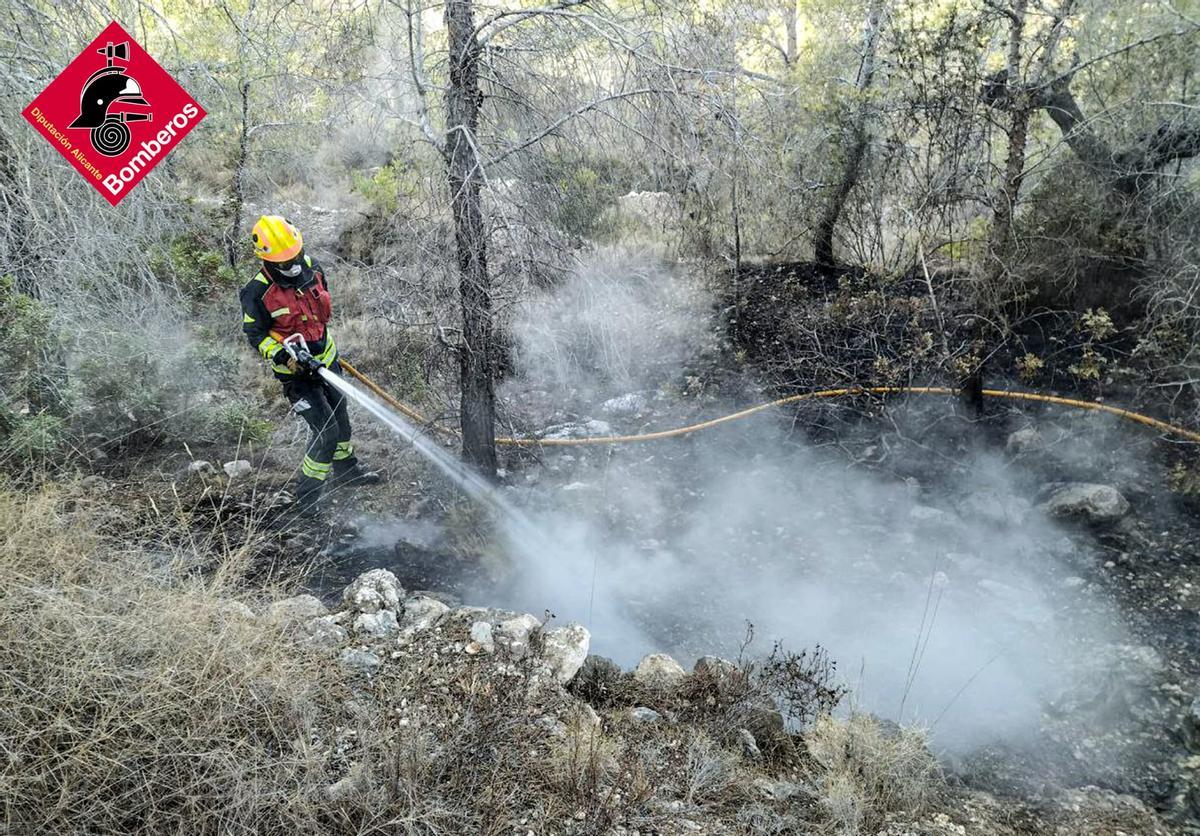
338, 360, 1200, 447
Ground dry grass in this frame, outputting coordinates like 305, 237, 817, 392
805, 713, 942, 835
0, 485, 340, 834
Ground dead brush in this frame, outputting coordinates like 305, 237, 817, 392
804, 713, 942, 835
0, 484, 343, 834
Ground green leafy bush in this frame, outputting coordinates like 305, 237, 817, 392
149, 234, 241, 304
0, 278, 70, 463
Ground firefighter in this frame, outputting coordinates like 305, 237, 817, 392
239, 215, 379, 515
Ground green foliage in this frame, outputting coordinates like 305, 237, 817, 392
0, 278, 70, 464
539, 156, 629, 238
352, 162, 423, 215
150, 235, 241, 304
206, 400, 275, 446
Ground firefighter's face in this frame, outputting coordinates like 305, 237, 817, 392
275, 255, 304, 280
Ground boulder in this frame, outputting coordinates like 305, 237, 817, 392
634, 653, 686, 690
267, 594, 328, 624
342, 569, 404, 614
540, 623, 590, 684
223, 460, 253, 480
495, 613, 541, 659
400, 595, 449, 632
1041, 483, 1130, 524
353, 609, 400, 640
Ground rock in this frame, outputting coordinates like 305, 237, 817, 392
179, 460, 217, 481
304, 615, 349, 649
495, 613, 541, 659
616, 191, 680, 229
601, 393, 647, 415
737, 728, 762, 762
628, 706, 662, 724
751, 777, 803, 801
353, 609, 400, 640
342, 569, 404, 614
467, 621, 495, 654
339, 648, 382, 673
267, 594, 328, 624
571, 654, 624, 701
693, 655, 744, 695
217, 600, 256, 621
80, 475, 109, 494
1041, 483, 1130, 524
222, 459, 253, 480
745, 703, 794, 758
400, 595, 450, 632
540, 623, 590, 684
634, 653, 686, 690
1006, 427, 1044, 455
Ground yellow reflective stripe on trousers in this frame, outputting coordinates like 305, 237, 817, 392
302, 456, 332, 480
333, 441, 354, 461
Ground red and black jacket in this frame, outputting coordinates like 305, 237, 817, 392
239, 254, 338, 379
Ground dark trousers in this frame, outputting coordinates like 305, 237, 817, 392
283, 363, 357, 500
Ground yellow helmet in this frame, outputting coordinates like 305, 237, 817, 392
251, 215, 303, 262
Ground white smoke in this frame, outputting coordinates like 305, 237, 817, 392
489, 245, 1129, 753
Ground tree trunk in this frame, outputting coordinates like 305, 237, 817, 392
445, 0, 498, 477
226, 81, 249, 267
783, 0, 798, 67
813, 0, 884, 266
986, 0, 1029, 281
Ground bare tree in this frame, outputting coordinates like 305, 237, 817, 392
813, 0, 886, 265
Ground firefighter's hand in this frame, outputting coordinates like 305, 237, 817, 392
286, 357, 301, 373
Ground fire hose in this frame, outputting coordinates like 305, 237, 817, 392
336, 359, 1200, 447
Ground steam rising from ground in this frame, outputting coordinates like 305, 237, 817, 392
492, 247, 1127, 752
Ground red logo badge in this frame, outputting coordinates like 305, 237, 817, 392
22, 21, 206, 206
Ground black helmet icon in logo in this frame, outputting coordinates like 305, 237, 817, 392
68, 41, 152, 157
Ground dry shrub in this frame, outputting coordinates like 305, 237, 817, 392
0, 485, 339, 835
805, 713, 942, 835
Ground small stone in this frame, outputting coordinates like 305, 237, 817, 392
80, 475, 109, 494
1006, 427, 1044, 455
353, 609, 400, 640
339, 648, 382, 673
628, 706, 662, 724
540, 623, 590, 684
223, 460, 253, 480
267, 594, 328, 624
217, 600, 256, 620
634, 653, 686, 690
342, 569, 404, 614
178, 460, 216, 481
601, 393, 647, 415
469, 621, 495, 653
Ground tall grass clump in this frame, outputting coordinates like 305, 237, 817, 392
0, 486, 338, 834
